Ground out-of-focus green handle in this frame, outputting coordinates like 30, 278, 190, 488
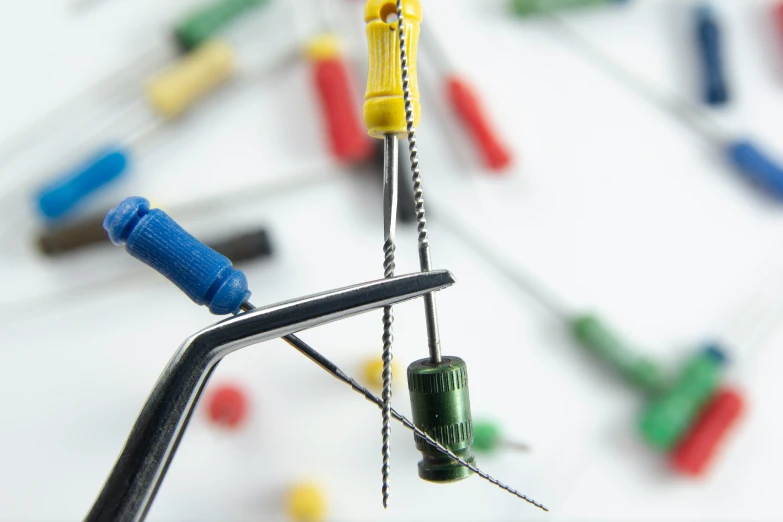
639, 349, 724, 451
174, 0, 268, 51
571, 314, 664, 393
511, 0, 626, 16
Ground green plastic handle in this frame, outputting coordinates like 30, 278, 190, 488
511, 0, 626, 16
639, 350, 723, 451
571, 314, 664, 393
174, 0, 268, 51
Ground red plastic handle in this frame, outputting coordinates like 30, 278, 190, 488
446, 75, 512, 172
669, 387, 744, 476
312, 58, 373, 164
775, 3, 783, 43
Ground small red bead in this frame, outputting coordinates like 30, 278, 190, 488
669, 387, 744, 477
206, 384, 249, 429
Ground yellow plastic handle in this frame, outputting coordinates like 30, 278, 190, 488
363, 0, 422, 138
287, 483, 326, 522
145, 40, 235, 119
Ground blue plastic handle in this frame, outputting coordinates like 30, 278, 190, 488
104, 197, 251, 315
37, 146, 129, 220
695, 4, 729, 106
726, 140, 783, 201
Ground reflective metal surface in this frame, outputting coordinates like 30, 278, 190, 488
85, 270, 455, 522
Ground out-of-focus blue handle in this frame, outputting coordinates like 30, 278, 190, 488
726, 140, 783, 200
104, 197, 251, 315
37, 146, 129, 220
696, 4, 729, 106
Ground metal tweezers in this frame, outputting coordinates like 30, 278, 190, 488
85, 270, 455, 522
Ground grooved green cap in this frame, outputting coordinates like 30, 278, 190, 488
408, 356, 475, 482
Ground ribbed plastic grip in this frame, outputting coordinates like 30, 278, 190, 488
669, 387, 743, 476
571, 314, 664, 393
446, 75, 512, 171
511, 0, 627, 16
726, 140, 783, 200
103, 197, 251, 315
37, 147, 129, 220
639, 348, 724, 451
146, 40, 235, 119
695, 5, 729, 106
307, 36, 374, 163
174, 0, 267, 51
363, 0, 422, 138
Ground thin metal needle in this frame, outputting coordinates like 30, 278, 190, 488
237, 303, 547, 511
547, 15, 727, 145
280, 325, 549, 512
381, 134, 399, 508
500, 440, 532, 453
437, 211, 573, 322
395, 0, 442, 364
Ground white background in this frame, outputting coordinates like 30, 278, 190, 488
1, 0, 783, 520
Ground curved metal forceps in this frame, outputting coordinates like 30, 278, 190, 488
85, 270, 455, 522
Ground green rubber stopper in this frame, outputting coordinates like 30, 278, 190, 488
639, 350, 724, 451
408, 356, 475, 482
174, 0, 268, 51
571, 314, 664, 393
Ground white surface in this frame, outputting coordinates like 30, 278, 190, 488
1, 0, 783, 520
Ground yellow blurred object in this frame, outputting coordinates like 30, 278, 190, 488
362, 356, 401, 390
287, 482, 326, 522
146, 40, 235, 118
363, 0, 422, 138
305, 34, 341, 61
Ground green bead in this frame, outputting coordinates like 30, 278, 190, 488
571, 314, 664, 393
472, 421, 502, 453
174, 0, 267, 51
408, 356, 475, 482
511, 0, 613, 15
639, 351, 723, 451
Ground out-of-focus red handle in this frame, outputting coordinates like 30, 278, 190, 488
669, 387, 744, 477
775, 3, 783, 43
313, 58, 374, 164
446, 75, 512, 172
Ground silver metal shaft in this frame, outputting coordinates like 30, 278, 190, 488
286, 332, 548, 512
381, 134, 398, 508
86, 271, 455, 522
548, 15, 727, 145
500, 440, 531, 453
396, 0, 442, 364
438, 211, 572, 321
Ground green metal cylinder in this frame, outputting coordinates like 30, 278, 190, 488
407, 356, 475, 482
